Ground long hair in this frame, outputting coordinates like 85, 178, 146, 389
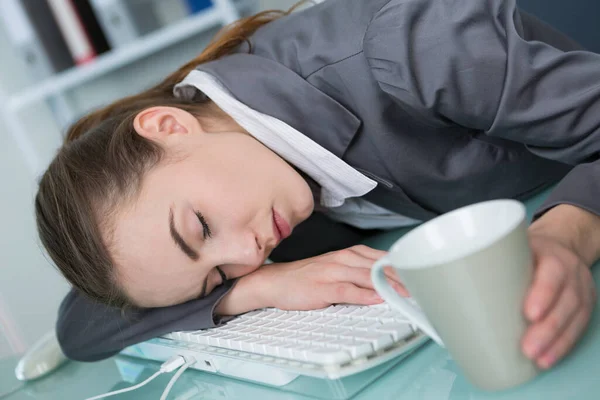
35, 2, 307, 308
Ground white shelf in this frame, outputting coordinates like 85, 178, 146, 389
6, 4, 238, 112
0, 0, 252, 177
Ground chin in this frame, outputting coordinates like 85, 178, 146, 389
299, 196, 315, 222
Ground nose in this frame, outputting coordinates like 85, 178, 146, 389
219, 230, 265, 267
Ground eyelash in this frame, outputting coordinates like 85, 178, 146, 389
194, 211, 212, 239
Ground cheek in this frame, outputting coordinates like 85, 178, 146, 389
221, 263, 262, 280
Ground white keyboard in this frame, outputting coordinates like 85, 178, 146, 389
166, 304, 416, 365
122, 304, 430, 386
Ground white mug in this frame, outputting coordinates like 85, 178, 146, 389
371, 199, 539, 391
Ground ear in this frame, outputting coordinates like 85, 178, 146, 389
133, 106, 203, 142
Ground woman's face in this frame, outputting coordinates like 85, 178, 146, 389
111, 107, 314, 307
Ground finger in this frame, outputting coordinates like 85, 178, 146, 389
325, 283, 384, 305
348, 244, 388, 259
384, 266, 403, 285
343, 246, 404, 284
325, 264, 374, 288
524, 256, 567, 322
324, 264, 407, 294
578, 267, 597, 311
330, 248, 378, 269
536, 309, 591, 369
522, 285, 580, 359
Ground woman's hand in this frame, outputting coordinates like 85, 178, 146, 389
259, 245, 407, 311
522, 211, 597, 369
216, 245, 407, 316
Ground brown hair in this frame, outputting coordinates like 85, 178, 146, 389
35, 2, 307, 308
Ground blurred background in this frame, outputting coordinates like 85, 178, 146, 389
0, 0, 598, 359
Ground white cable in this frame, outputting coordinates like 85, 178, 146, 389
160, 357, 197, 400
82, 356, 186, 400
0, 383, 25, 399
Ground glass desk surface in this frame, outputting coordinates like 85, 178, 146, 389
2, 189, 600, 400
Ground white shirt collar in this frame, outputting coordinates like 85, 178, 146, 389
174, 70, 376, 207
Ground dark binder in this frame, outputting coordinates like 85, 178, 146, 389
20, 0, 75, 73
71, 0, 111, 55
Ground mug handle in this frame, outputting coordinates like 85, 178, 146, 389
371, 256, 445, 347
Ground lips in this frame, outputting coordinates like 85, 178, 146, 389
272, 209, 291, 243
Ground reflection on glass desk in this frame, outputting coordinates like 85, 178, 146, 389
2, 187, 600, 400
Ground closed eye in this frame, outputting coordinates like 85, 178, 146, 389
195, 210, 212, 240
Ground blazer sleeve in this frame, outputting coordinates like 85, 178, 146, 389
363, 0, 600, 218
56, 212, 373, 361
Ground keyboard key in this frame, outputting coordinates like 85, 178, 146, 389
300, 315, 322, 324
339, 319, 362, 328
316, 328, 340, 338
277, 322, 302, 331
290, 346, 312, 361
225, 335, 246, 351
352, 332, 394, 350
249, 328, 273, 338
304, 348, 352, 365
335, 339, 373, 359
294, 334, 314, 345
310, 327, 331, 337
323, 318, 345, 326
352, 321, 382, 331
310, 337, 336, 347
263, 342, 283, 357
376, 323, 414, 341
217, 334, 240, 348
262, 321, 284, 329
323, 305, 346, 314
346, 307, 372, 318
275, 343, 295, 358
287, 315, 309, 323
240, 337, 261, 352
335, 307, 356, 316
190, 335, 210, 346
337, 328, 360, 339
361, 309, 386, 320
269, 330, 296, 340
297, 325, 320, 333
312, 317, 334, 325
252, 339, 274, 354
236, 327, 261, 335
273, 313, 295, 321
307, 308, 329, 316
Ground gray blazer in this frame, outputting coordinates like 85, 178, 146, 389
57, 0, 600, 361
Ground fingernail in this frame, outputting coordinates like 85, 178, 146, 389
538, 354, 555, 369
373, 294, 384, 302
524, 341, 541, 359
529, 305, 541, 320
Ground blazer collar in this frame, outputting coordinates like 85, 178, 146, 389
195, 53, 361, 159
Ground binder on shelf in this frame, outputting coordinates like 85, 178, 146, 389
20, 0, 75, 74
47, 0, 97, 65
184, 0, 213, 14
123, 0, 161, 36
152, 0, 190, 27
71, 0, 111, 55
0, 0, 55, 79
89, 0, 139, 48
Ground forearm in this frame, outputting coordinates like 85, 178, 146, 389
215, 267, 272, 316
530, 204, 600, 266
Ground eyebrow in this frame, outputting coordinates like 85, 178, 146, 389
169, 208, 199, 261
